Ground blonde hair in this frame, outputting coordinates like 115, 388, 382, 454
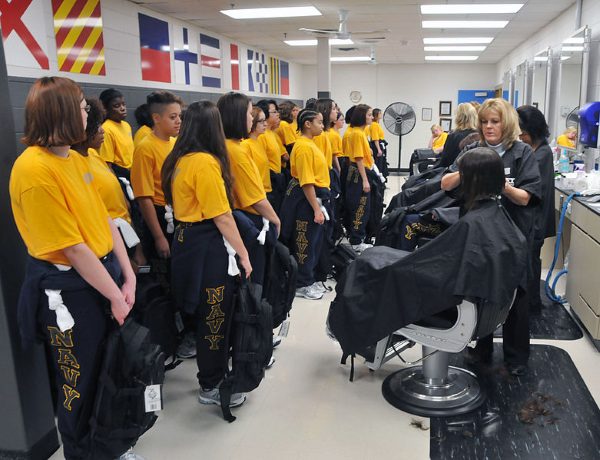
431, 124, 442, 133
478, 98, 520, 149
454, 103, 478, 131
564, 126, 577, 135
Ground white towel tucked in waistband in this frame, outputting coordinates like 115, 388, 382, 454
223, 237, 241, 276
257, 217, 270, 245
45, 289, 75, 332
164, 205, 175, 234
316, 198, 330, 221
113, 217, 141, 248
118, 177, 135, 201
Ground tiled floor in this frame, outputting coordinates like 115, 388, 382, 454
49, 176, 600, 460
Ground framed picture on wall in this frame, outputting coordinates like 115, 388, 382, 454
439, 101, 452, 116
422, 107, 432, 121
440, 118, 452, 132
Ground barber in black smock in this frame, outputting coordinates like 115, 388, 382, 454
441, 98, 541, 376
517, 105, 556, 311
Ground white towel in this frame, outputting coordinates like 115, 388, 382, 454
118, 177, 135, 201
45, 289, 75, 332
113, 217, 140, 248
316, 198, 330, 221
257, 217, 270, 245
164, 205, 174, 234
372, 164, 386, 183
223, 237, 241, 276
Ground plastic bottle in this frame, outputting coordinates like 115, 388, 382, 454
558, 148, 571, 174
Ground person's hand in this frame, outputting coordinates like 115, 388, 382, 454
282, 153, 290, 162
121, 276, 136, 308
239, 256, 252, 279
273, 217, 281, 237
110, 295, 131, 326
155, 235, 170, 259
377, 151, 383, 157
314, 209, 325, 225
363, 180, 371, 193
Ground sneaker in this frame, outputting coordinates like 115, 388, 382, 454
295, 285, 323, 300
118, 448, 145, 460
273, 335, 282, 348
352, 242, 373, 254
197, 388, 246, 407
266, 356, 276, 369
311, 281, 330, 294
176, 332, 196, 359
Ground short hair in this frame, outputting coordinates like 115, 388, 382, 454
458, 146, 505, 210
217, 92, 251, 140
99, 88, 123, 110
315, 98, 335, 132
345, 106, 356, 122
250, 106, 265, 132
147, 91, 182, 115
478, 98, 521, 149
278, 101, 297, 123
454, 103, 478, 131
297, 109, 320, 133
517, 105, 550, 146
373, 108, 382, 119
134, 103, 153, 128
256, 99, 278, 119
72, 97, 104, 154
350, 104, 371, 127
22, 77, 85, 147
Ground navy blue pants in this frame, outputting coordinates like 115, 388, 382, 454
344, 165, 371, 245
141, 205, 174, 276
39, 288, 110, 460
291, 200, 325, 288
397, 213, 444, 251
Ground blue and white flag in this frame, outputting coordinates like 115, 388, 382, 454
174, 27, 198, 85
200, 33, 222, 88
247, 49, 268, 93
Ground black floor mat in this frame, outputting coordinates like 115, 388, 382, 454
494, 281, 582, 340
429, 344, 600, 460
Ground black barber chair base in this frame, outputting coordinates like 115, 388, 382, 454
382, 353, 485, 417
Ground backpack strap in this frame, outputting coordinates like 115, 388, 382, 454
219, 380, 236, 423
340, 352, 355, 382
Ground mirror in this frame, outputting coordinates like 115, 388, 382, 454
514, 62, 527, 107
532, 48, 549, 114
501, 71, 511, 102
558, 26, 590, 151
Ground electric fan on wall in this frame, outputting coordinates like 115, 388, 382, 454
383, 102, 416, 171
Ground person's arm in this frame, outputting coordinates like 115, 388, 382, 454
301, 184, 325, 224
252, 198, 281, 236
213, 212, 252, 277
375, 140, 382, 157
503, 181, 532, 206
433, 146, 444, 154
356, 158, 371, 193
441, 171, 461, 191
333, 156, 341, 173
137, 196, 170, 258
427, 136, 434, 149
108, 218, 136, 306
62, 243, 130, 325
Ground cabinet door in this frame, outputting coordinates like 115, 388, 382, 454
567, 225, 600, 316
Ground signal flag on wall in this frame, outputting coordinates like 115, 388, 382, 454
200, 33, 221, 88
52, 0, 106, 75
138, 13, 171, 83
230, 43, 239, 90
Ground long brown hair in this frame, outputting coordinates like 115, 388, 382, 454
162, 101, 233, 207
458, 147, 505, 210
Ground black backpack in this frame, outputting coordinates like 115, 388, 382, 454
330, 243, 358, 282
220, 279, 273, 422
90, 319, 165, 459
263, 241, 298, 329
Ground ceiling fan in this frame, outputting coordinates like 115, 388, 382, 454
299, 9, 388, 41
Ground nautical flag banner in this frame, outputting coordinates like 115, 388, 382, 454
0, 0, 50, 69
52, 0, 106, 75
269, 56, 280, 94
247, 49, 255, 92
247, 49, 268, 93
138, 13, 171, 83
280, 60, 290, 96
200, 33, 221, 88
230, 43, 239, 90
174, 26, 198, 85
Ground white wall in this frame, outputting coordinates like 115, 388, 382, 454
301, 63, 497, 169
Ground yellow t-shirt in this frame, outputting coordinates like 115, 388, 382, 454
259, 129, 286, 173
433, 132, 448, 151
99, 119, 134, 169
242, 138, 272, 193
276, 120, 299, 146
328, 129, 343, 158
313, 132, 333, 169
226, 139, 266, 215
557, 134, 575, 149
343, 126, 374, 169
368, 121, 385, 141
171, 152, 231, 223
291, 137, 330, 188
133, 125, 152, 148
9, 146, 112, 265
130, 132, 175, 206
87, 149, 131, 223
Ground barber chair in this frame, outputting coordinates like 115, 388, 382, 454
365, 292, 516, 417
409, 148, 438, 176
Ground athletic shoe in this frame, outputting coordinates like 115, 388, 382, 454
295, 285, 323, 300
266, 356, 276, 369
197, 388, 246, 407
119, 448, 145, 460
311, 281, 329, 294
176, 332, 196, 359
273, 335, 282, 348
352, 242, 373, 254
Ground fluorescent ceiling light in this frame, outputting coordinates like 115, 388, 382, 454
331, 56, 371, 62
285, 39, 354, 46
424, 37, 494, 44
424, 45, 486, 51
421, 4, 523, 14
563, 37, 584, 44
534, 56, 571, 62
422, 21, 508, 28
561, 46, 584, 52
221, 6, 321, 19
425, 55, 479, 61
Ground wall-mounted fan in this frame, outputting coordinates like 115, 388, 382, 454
383, 102, 416, 171
299, 9, 388, 42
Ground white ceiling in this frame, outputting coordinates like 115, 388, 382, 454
132, 0, 575, 65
